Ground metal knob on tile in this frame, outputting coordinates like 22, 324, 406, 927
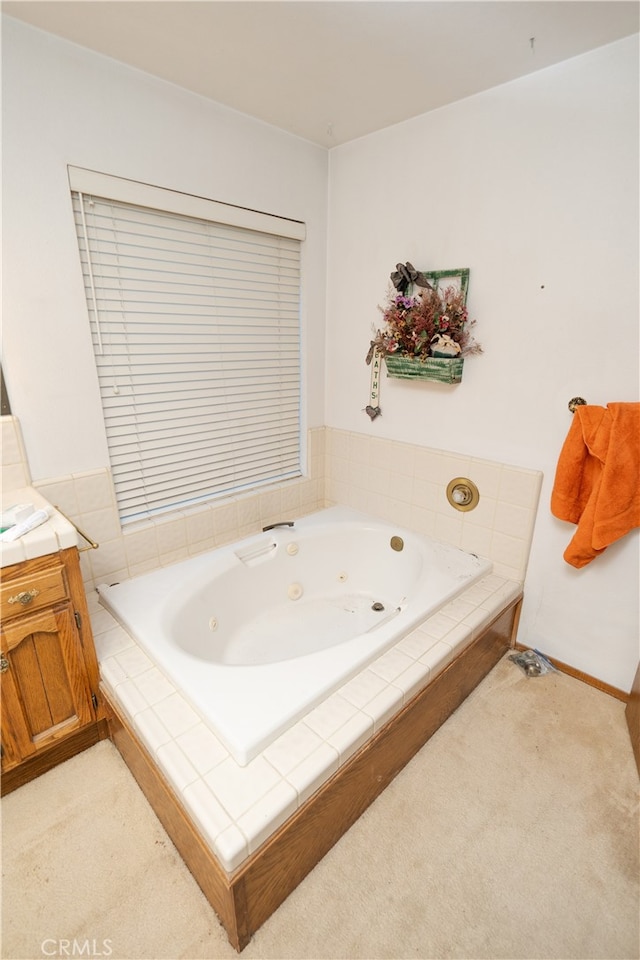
446, 477, 480, 512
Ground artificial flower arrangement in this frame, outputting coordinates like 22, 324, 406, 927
372, 269, 482, 362
366, 263, 482, 385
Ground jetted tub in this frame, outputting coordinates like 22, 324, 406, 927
98, 506, 491, 765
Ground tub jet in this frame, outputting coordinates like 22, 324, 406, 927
372, 602, 385, 611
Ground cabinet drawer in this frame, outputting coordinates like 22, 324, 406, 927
0, 565, 68, 621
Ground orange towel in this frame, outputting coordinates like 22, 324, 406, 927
551, 402, 640, 568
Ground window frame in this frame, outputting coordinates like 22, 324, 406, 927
68, 166, 306, 524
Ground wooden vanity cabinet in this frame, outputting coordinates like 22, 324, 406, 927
0, 547, 107, 795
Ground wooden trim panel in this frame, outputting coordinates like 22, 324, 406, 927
104, 596, 521, 952
625, 661, 640, 776
107, 702, 244, 947
513, 641, 629, 702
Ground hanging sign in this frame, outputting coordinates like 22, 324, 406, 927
365, 344, 382, 420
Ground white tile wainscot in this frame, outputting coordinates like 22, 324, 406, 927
90, 572, 522, 874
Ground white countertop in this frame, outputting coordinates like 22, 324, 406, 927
1, 487, 79, 567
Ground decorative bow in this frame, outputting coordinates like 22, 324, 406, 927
365, 339, 378, 365
390, 262, 433, 294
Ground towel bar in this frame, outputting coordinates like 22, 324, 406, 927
568, 397, 587, 414
54, 505, 99, 551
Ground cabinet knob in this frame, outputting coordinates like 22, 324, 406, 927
7, 589, 39, 607
0, 654, 9, 673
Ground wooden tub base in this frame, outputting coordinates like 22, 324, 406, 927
103, 596, 522, 952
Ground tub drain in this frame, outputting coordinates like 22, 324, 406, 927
372, 602, 385, 611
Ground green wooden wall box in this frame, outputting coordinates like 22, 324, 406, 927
384, 355, 464, 384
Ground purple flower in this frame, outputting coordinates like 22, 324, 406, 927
396, 295, 417, 310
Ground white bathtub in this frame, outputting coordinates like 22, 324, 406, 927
98, 506, 491, 765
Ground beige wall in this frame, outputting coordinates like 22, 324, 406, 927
4, 416, 540, 594
325, 36, 639, 692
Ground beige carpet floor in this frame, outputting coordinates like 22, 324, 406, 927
2, 653, 638, 960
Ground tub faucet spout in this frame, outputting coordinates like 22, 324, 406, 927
262, 521, 295, 532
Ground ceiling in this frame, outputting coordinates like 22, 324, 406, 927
3, 1, 639, 147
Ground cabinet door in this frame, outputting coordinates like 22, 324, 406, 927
0, 605, 95, 770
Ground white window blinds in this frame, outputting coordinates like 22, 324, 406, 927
69, 169, 304, 524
